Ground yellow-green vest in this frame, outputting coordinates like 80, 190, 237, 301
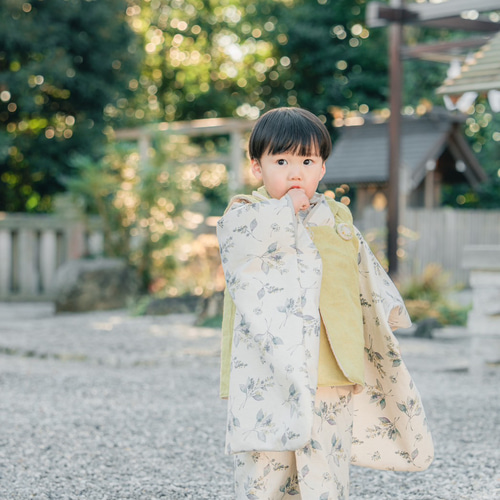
220, 190, 365, 398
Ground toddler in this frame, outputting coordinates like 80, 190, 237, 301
217, 107, 433, 499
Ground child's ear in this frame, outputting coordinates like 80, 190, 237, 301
251, 159, 263, 181
319, 162, 326, 180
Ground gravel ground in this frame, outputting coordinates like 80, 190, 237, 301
0, 303, 498, 500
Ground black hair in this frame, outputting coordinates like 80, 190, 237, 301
248, 107, 332, 161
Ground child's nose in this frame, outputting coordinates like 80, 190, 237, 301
289, 163, 303, 179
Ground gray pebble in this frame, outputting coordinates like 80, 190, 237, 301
0, 303, 498, 499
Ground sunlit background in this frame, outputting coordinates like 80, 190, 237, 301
1, 0, 500, 321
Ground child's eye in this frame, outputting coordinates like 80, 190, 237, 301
277, 159, 288, 166
303, 159, 313, 166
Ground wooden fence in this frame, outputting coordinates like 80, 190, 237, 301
358, 207, 500, 285
1, 207, 499, 300
0, 213, 104, 301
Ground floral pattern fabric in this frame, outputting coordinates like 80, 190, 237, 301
217, 191, 434, 472
218, 195, 323, 453
234, 386, 353, 500
351, 229, 434, 471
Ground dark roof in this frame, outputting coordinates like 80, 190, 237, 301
324, 110, 487, 189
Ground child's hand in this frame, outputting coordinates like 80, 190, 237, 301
287, 188, 311, 214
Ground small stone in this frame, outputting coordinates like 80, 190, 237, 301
53, 258, 139, 313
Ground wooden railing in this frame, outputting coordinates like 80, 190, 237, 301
2, 206, 500, 300
0, 213, 104, 300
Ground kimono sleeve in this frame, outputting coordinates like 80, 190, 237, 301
356, 228, 412, 332
216, 196, 323, 453
217, 197, 297, 299
351, 228, 434, 471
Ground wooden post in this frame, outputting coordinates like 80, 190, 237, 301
88, 231, 105, 256
387, 0, 404, 278
368, 0, 500, 276
138, 132, 151, 167
229, 130, 244, 194
0, 230, 12, 296
19, 229, 38, 296
40, 230, 57, 294
66, 222, 86, 261
424, 163, 435, 209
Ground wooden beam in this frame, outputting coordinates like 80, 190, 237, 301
419, 17, 500, 32
367, 2, 417, 28
113, 118, 255, 140
368, 1, 500, 30
402, 36, 493, 58
408, 1, 500, 21
448, 128, 489, 185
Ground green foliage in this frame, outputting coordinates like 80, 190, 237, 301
2, 0, 500, 217
401, 264, 470, 326
403, 26, 464, 108
64, 151, 132, 257
269, 0, 389, 131
120, 0, 287, 123
197, 314, 223, 328
442, 98, 500, 209
64, 143, 183, 290
0, 0, 141, 211
64, 137, 227, 295
128, 295, 154, 317
435, 302, 470, 327
122, 0, 437, 132
401, 264, 449, 303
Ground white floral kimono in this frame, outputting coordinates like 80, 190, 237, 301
217, 189, 434, 472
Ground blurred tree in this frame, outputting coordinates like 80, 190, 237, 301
463, 98, 500, 208
2, 0, 499, 212
442, 96, 500, 209
121, 0, 392, 129
65, 138, 227, 295
271, 0, 389, 127
270, 1, 459, 131
0, 0, 141, 212
272, 1, 500, 207
120, 0, 288, 123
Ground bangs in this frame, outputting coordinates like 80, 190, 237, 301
249, 107, 332, 161
265, 133, 322, 158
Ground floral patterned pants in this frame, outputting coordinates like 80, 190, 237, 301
234, 386, 353, 500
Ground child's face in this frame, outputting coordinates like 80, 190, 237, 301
251, 150, 326, 201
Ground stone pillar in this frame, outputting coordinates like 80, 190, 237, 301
462, 245, 500, 376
